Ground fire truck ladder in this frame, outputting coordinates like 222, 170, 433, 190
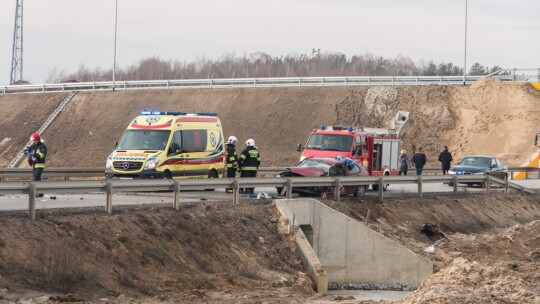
8, 91, 78, 168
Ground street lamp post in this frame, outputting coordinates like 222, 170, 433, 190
463, 0, 468, 85
113, 0, 118, 92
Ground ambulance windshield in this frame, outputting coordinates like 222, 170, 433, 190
117, 130, 170, 151
306, 134, 352, 152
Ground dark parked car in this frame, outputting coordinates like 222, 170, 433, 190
276, 156, 369, 197
448, 155, 508, 186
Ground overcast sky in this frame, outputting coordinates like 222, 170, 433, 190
0, 0, 539, 85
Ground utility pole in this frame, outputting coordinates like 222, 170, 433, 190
10, 0, 24, 84
113, 0, 118, 92
463, 0, 468, 86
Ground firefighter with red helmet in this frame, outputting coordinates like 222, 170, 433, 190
24, 132, 48, 196
239, 138, 261, 194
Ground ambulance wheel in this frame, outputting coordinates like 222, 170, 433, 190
205, 170, 218, 191
164, 170, 173, 179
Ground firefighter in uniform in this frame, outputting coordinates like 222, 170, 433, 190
239, 138, 261, 194
25, 132, 48, 197
225, 135, 239, 193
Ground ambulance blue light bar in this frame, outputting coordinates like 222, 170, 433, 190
320, 124, 326, 130
167, 111, 188, 115
196, 112, 217, 116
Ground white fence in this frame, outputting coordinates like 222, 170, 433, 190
2, 70, 539, 94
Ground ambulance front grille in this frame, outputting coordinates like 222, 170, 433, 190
113, 161, 143, 171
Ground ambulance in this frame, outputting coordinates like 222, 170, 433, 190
105, 111, 225, 180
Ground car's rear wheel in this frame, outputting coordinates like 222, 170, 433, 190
354, 185, 367, 197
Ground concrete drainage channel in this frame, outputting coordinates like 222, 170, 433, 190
275, 198, 432, 301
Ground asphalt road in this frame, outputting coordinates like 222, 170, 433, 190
0, 179, 538, 212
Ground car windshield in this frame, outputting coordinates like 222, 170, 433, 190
305, 134, 352, 152
117, 130, 170, 150
297, 159, 332, 170
459, 157, 491, 168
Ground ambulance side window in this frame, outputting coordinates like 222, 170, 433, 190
182, 130, 208, 152
169, 131, 182, 155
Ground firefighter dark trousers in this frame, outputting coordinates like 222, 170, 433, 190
33, 168, 44, 197
33, 168, 43, 181
226, 168, 237, 192
240, 170, 257, 194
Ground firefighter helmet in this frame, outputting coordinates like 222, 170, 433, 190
227, 136, 238, 145
246, 139, 255, 147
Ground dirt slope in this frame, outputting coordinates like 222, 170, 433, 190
1, 79, 539, 168
0, 193, 538, 303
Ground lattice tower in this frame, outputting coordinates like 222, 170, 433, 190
10, 0, 24, 84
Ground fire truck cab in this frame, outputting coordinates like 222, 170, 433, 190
297, 125, 400, 190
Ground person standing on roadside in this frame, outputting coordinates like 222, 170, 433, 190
225, 135, 239, 193
239, 139, 261, 194
412, 147, 427, 176
25, 132, 48, 197
438, 146, 453, 175
398, 149, 412, 175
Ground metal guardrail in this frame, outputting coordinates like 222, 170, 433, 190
1, 166, 538, 180
1, 72, 539, 94
1, 175, 537, 220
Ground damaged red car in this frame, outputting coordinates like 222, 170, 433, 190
276, 156, 369, 197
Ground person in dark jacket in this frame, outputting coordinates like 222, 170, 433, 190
225, 135, 239, 193
239, 138, 261, 194
398, 149, 412, 175
412, 147, 427, 176
25, 132, 48, 197
438, 146, 453, 175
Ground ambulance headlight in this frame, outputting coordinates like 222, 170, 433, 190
144, 159, 159, 170
105, 158, 113, 169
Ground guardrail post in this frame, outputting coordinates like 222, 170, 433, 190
173, 180, 180, 210
106, 182, 113, 214
286, 178, 293, 199
334, 178, 341, 202
233, 178, 240, 204
377, 177, 383, 202
28, 183, 36, 220
485, 175, 491, 194
417, 176, 423, 198
505, 178, 509, 194
453, 176, 458, 193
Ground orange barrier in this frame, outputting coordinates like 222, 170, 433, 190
532, 83, 540, 90
514, 156, 539, 179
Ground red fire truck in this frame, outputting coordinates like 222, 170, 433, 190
297, 125, 401, 191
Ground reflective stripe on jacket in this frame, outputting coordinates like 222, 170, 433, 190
239, 146, 260, 171
28, 141, 47, 169
225, 143, 238, 168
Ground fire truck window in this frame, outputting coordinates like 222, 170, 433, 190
373, 143, 382, 171
362, 136, 368, 153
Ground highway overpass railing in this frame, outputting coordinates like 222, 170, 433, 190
0, 175, 537, 221
1, 70, 539, 94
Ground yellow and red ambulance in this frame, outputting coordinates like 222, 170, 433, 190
105, 111, 225, 180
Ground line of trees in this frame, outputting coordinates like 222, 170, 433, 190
46, 49, 503, 83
